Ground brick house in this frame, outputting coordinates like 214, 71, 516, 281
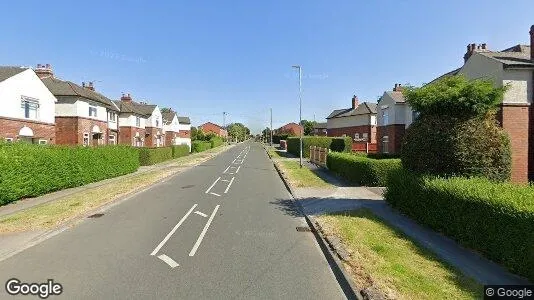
274, 122, 303, 136
162, 108, 179, 146
0, 66, 57, 144
199, 122, 227, 138
177, 116, 192, 151
36, 64, 119, 146
376, 84, 418, 154
326, 95, 377, 143
313, 122, 327, 136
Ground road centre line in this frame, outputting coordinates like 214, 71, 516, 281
236, 166, 241, 173
157, 254, 179, 268
150, 204, 198, 256
205, 177, 221, 194
224, 177, 235, 194
223, 165, 231, 173
189, 205, 220, 257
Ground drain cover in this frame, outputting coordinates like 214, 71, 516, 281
88, 213, 104, 218
296, 226, 311, 232
181, 185, 195, 189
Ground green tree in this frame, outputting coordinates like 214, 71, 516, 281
227, 123, 251, 142
300, 120, 317, 136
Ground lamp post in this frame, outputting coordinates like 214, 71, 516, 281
292, 65, 303, 168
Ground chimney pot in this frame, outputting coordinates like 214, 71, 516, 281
34, 63, 53, 79
530, 25, 534, 61
351, 95, 359, 109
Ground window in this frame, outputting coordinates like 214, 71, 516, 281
382, 109, 389, 126
89, 106, 98, 117
382, 136, 389, 153
155, 118, 160, 127
4, 138, 13, 143
362, 133, 369, 141
38, 140, 47, 145
21, 96, 39, 120
83, 133, 89, 146
109, 112, 117, 122
354, 133, 360, 140
322, 129, 327, 133
136, 117, 141, 127
109, 135, 116, 145
412, 110, 420, 121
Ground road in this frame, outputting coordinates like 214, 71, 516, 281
0, 142, 345, 299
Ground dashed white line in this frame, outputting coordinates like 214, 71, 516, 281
223, 165, 231, 173
209, 192, 221, 197
150, 204, 198, 256
189, 205, 220, 257
157, 254, 179, 268
236, 166, 241, 173
224, 177, 235, 194
205, 177, 221, 194
194, 211, 208, 217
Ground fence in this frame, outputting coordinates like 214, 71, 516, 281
351, 142, 378, 153
310, 146, 329, 167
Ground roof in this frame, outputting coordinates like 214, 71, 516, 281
313, 122, 327, 129
178, 116, 191, 124
42, 77, 118, 111
0, 66, 28, 82
386, 91, 405, 103
479, 45, 533, 67
161, 110, 177, 125
201, 122, 223, 129
113, 100, 156, 117
428, 68, 461, 85
326, 102, 377, 119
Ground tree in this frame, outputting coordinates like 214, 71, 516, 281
226, 123, 251, 142
300, 120, 317, 136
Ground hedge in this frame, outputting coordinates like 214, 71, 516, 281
384, 169, 534, 281
209, 136, 224, 148
0, 143, 139, 205
326, 152, 402, 186
172, 145, 190, 158
272, 134, 289, 144
192, 141, 212, 153
139, 147, 173, 166
287, 136, 352, 158
352, 152, 401, 159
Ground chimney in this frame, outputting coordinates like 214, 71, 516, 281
34, 63, 54, 79
530, 25, 534, 61
121, 93, 132, 102
82, 81, 95, 91
393, 83, 403, 92
351, 95, 359, 109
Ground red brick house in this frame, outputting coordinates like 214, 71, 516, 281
313, 122, 327, 136
0, 66, 57, 144
113, 94, 154, 147
199, 122, 227, 138
274, 122, 303, 136
177, 116, 192, 150
37, 64, 119, 146
326, 95, 377, 143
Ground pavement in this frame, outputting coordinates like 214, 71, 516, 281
0, 142, 345, 299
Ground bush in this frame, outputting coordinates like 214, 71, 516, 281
385, 169, 534, 281
139, 147, 173, 166
287, 136, 352, 158
272, 134, 289, 144
209, 136, 224, 148
401, 113, 511, 181
0, 143, 139, 205
352, 152, 401, 159
172, 145, 190, 158
192, 141, 212, 153
327, 152, 402, 186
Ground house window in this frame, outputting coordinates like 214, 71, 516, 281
109, 112, 117, 122
89, 106, 98, 117
156, 118, 160, 127
382, 136, 389, 153
109, 135, 116, 145
362, 133, 369, 141
21, 96, 39, 120
83, 133, 89, 146
382, 109, 389, 126
354, 133, 360, 140
38, 140, 47, 145
136, 117, 141, 127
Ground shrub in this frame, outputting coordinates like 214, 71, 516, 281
192, 141, 212, 153
272, 134, 289, 144
352, 152, 401, 159
385, 169, 534, 281
0, 143, 139, 205
209, 136, 224, 148
139, 147, 173, 166
287, 136, 352, 158
172, 145, 190, 158
327, 152, 402, 186
401, 113, 511, 181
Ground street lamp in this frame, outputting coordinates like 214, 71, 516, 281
292, 65, 303, 168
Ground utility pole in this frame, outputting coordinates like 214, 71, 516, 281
292, 65, 303, 168
270, 108, 273, 146
222, 111, 227, 142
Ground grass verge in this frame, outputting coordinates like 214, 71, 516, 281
268, 148, 283, 158
278, 160, 331, 188
316, 209, 482, 300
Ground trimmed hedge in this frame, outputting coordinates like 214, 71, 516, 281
272, 134, 289, 144
385, 169, 534, 281
139, 147, 173, 166
287, 136, 352, 158
172, 145, 190, 158
352, 152, 401, 159
209, 136, 224, 148
327, 152, 402, 186
192, 141, 212, 153
0, 143, 139, 205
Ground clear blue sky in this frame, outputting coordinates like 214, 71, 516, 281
1, 0, 532, 133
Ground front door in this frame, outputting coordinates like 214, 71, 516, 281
92, 133, 101, 147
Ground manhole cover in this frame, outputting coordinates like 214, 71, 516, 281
296, 226, 311, 232
181, 185, 195, 189
88, 213, 104, 218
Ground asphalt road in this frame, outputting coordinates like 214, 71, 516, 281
0, 141, 345, 299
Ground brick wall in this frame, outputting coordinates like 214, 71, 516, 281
530, 105, 534, 181
497, 104, 530, 183
327, 125, 376, 143
55, 117, 108, 146
165, 130, 178, 145
200, 123, 225, 137
0, 117, 55, 144
178, 130, 190, 138
376, 124, 405, 154
118, 126, 146, 146
145, 127, 165, 147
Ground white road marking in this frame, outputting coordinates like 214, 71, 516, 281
195, 211, 208, 218
210, 192, 221, 197
243, 154, 247, 159
205, 177, 221, 194
236, 166, 241, 173
224, 177, 235, 194
223, 165, 231, 173
157, 254, 179, 268
221, 179, 230, 182
150, 204, 197, 256
189, 205, 220, 257
232, 158, 237, 163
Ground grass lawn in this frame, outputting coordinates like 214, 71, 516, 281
317, 209, 482, 300
267, 148, 283, 158
278, 160, 331, 188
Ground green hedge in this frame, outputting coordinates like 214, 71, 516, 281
139, 147, 173, 166
209, 136, 224, 148
272, 134, 289, 144
384, 169, 534, 281
0, 143, 139, 205
192, 141, 212, 153
351, 152, 401, 159
327, 152, 402, 186
287, 136, 352, 158
172, 145, 190, 158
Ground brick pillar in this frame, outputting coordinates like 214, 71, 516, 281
499, 104, 530, 183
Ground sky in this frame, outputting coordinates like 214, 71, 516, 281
1, 0, 533, 133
